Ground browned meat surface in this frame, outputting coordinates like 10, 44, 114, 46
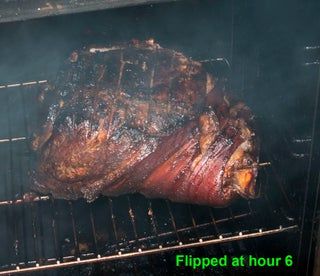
32, 39, 259, 206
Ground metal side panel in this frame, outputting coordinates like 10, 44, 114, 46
0, 0, 179, 23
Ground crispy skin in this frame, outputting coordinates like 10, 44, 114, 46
32, 39, 259, 206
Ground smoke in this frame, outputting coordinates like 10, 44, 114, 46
0, 1, 319, 272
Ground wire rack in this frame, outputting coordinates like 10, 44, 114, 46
0, 81, 299, 274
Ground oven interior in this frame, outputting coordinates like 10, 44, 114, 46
0, 0, 319, 275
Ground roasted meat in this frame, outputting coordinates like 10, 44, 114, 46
32, 39, 259, 206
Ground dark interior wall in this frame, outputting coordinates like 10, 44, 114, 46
0, 0, 318, 83
0, 0, 234, 84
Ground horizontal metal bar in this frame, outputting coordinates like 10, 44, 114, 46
292, 153, 309, 158
0, 136, 27, 143
0, 224, 298, 275
7, 83, 21, 88
0, 80, 47, 90
0, 196, 50, 206
199, 57, 231, 69
304, 46, 320, 50
303, 62, 320, 66
292, 138, 312, 143
89, 46, 124, 53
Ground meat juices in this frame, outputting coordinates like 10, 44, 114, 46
32, 39, 259, 206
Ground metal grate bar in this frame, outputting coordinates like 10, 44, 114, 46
246, 201, 263, 261
17, 87, 30, 266
188, 205, 197, 228
147, 200, 159, 239
127, 196, 138, 241
226, 207, 245, 254
50, 199, 63, 262
89, 205, 98, 255
208, 207, 220, 236
0, 225, 298, 275
19, 86, 32, 154
0, 80, 47, 90
145, 199, 167, 274
0, 137, 27, 143
36, 203, 45, 265
68, 202, 80, 258
30, 204, 39, 265
125, 198, 140, 276
263, 193, 276, 218
108, 198, 119, 242
267, 154, 293, 209
18, 159, 29, 266
165, 200, 180, 242
0, 195, 50, 206
5, 90, 21, 268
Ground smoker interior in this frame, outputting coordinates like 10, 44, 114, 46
0, 0, 319, 274
0, 0, 174, 23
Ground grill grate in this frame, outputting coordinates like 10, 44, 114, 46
0, 81, 298, 274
